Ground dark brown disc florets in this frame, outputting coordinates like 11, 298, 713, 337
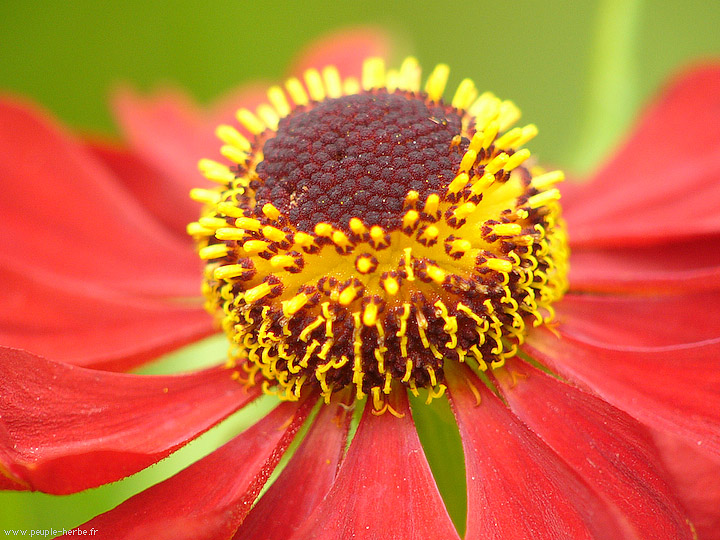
254, 91, 465, 233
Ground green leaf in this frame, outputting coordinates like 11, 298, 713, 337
410, 393, 467, 536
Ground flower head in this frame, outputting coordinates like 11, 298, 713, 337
1, 30, 720, 540
190, 59, 568, 407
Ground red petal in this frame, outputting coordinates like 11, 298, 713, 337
564, 65, 720, 247
496, 358, 694, 539
70, 399, 313, 540
0, 347, 259, 494
525, 327, 720, 456
233, 393, 353, 540
446, 363, 628, 540
112, 86, 212, 196
86, 139, 200, 240
289, 391, 460, 540
291, 27, 393, 79
555, 290, 720, 347
568, 234, 720, 293
0, 261, 212, 370
0, 96, 200, 299
652, 429, 720, 540
0, 472, 27, 490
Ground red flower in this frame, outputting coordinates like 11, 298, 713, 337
2, 30, 719, 539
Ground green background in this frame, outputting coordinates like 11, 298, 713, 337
1, 0, 719, 533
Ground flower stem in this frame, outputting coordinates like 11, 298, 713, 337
571, 0, 643, 173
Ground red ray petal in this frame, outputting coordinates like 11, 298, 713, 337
0, 97, 200, 299
563, 65, 720, 247
568, 234, 720, 293
112, 83, 269, 204
0, 347, 259, 494
289, 391, 460, 540
69, 399, 313, 540
446, 363, 628, 540
497, 358, 694, 539
86, 140, 200, 240
0, 472, 27, 490
233, 392, 353, 540
111, 85, 227, 196
525, 327, 720, 456
652, 429, 720, 540
291, 27, 393, 80
555, 290, 720, 347
0, 261, 212, 370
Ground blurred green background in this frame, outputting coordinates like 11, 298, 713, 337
1, 0, 719, 533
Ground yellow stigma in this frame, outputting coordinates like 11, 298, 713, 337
190, 57, 569, 407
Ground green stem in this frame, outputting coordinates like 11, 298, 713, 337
571, 0, 643, 173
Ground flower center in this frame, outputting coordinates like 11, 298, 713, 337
254, 91, 463, 233
188, 59, 569, 407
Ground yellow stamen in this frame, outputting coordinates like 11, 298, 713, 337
402, 210, 420, 231
315, 222, 334, 237
486, 258, 513, 273
425, 64, 450, 101
257, 104, 279, 131
214, 264, 251, 280
285, 77, 309, 106
363, 302, 378, 326
453, 202, 477, 221
493, 223, 522, 236
198, 159, 236, 184
198, 216, 228, 230
452, 78, 478, 109
236, 108, 265, 136
382, 276, 400, 296
484, 153, 509, 175
245, 282, 273, 304
513, 124, 538, 148
339, 286, 359, 306
270, 255, 296, 269
262, 225, 287, 243
362, 57, 385, 90
505, 149, 531, 171
267, 85, 291, 117
447, 172, 470, 195
532, 170, 565, 190
349, 218, 368, 236
234, 217, 262, 231
220, 145, 248, 165
322, 66, 342, 98
398, 57, 421, 92
242, 240, 270, 254
449, 238, 472, 255
215, 125, 251, 152
459, 149, 478, 173
215, 227, 246, 241
423, 193, 440, 215
426, 265, 446, 284
189, 188, 221, 204
304, 68, 325, 101
293, 232, 316, 249
199, 244, 229, 260
262, 203, 281, 221
527, 188, 561, 208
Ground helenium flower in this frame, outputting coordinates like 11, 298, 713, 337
1, 30, 719, 540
